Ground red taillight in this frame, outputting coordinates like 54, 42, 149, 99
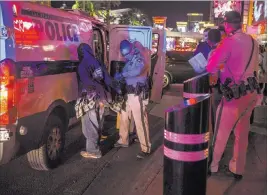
0, 60, 16, 125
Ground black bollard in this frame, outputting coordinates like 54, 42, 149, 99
164, 94, 211, 195
183, 72, 210, 99
183, 72, 215, 168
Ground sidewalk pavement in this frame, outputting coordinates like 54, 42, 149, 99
135, 95, 267, 195
136, 130, 266, 195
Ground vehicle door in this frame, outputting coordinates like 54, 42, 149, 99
108, 24, 152, 75
150, 28, 166, 103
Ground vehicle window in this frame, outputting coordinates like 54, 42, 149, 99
152, 33, 159, 56
93, 28, 104, 63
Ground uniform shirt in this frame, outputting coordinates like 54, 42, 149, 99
206, 30, 259, 84
194, 41, 211, 60
122, 52, 147, 87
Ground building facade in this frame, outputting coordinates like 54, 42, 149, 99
152, 16, 167, 29
187, 13, 204, 32
243, 0, 267, 43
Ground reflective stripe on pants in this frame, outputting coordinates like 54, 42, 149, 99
210, 92, 257, 175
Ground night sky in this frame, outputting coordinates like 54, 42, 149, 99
51, 1, 210, 28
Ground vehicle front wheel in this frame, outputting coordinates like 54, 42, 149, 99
27, 114, 65, 171
163, 73, 171, 89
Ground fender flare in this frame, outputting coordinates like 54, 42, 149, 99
45, 99, 69, 125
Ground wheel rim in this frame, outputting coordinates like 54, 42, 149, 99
163, 74, 169, 88
47, 127, 62, 160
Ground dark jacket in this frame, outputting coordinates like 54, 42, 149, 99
78, 49, 113, 103
193, 41, 211, 60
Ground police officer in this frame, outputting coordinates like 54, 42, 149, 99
206, 11, 259, 179
113, 40, 151, 159
77, 43, 121, 159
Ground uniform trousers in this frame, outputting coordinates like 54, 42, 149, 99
210, 92, 257, 174
117, 94, 151, 153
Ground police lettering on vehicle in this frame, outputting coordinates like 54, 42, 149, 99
19, 9, 87, 42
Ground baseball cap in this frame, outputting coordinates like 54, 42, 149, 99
222, 11, 242, 23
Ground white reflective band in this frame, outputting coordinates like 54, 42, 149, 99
183, 92, 208, 98
164, 129, 209, 144
164, 146, 209, 162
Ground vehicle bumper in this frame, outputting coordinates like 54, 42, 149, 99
0, 124, 19, 165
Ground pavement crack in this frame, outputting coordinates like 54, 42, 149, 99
142, 166, 163, 195
79, 149, 120, 195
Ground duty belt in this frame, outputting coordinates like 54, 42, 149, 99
126, 85, 135, 94
125, 81, 150, 100
219, 77, 261, 101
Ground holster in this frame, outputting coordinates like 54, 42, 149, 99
239, 81, 247, 96
220, 77, 233, 101
230, 84, 240, 99
220, 85, 234, 101
247, 77, 261, 94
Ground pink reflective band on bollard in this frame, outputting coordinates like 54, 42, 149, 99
183, 92, 208, 99
164, 129, 209, 144
164, 146, 209, 162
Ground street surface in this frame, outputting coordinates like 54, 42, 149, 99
0, 84, 266, 195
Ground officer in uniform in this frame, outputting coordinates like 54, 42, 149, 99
114, 40, 151, 159
206, 11, 259, 179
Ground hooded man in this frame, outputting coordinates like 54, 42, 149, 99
77, 43, 121, 159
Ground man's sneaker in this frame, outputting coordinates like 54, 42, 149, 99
136, 152, 150, 159
80, 151, 102, 159
114, 142, 129, 148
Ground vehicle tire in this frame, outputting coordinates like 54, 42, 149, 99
27, 114, 65, 171
163, 73, 171, 89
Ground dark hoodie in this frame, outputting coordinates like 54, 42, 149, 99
77, 44, 114, 101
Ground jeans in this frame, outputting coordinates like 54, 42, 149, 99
81, 107, 104, 154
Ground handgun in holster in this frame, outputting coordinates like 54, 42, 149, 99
239, 81, 247, 96
230, 84, 240, 99
220, 78, 233, 101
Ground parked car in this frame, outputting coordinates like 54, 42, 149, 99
163, 51, 196, 88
